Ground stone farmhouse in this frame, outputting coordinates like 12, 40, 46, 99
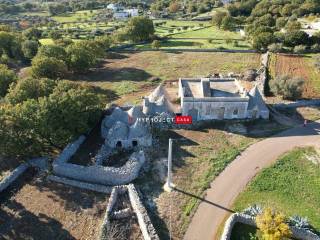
178, 77, 269, 120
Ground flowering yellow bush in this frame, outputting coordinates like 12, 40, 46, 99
256, 208, 292, 240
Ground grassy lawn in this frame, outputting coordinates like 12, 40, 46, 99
52, 10, 98, 23
136, 38, 250, 50
169, 26, 243, 39
233, 147, 320, 231
154, 20, 211, 37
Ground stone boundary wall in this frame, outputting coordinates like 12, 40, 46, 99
0, 163, 29, 193
99, 184, 159, 240
53, 150, 146, 185
255, 52, 270, 97
47, 175, 112, 193
127, 184, 160, 240
54, 135, 86, 164
221, 213, 320, 240
273, 100, 320, 109
0, 157, 48, 193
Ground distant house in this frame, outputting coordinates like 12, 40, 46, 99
113, 8, 139, 20
179, 77, 269, 120
106, 3, 120, 12
113, 11, 129, 20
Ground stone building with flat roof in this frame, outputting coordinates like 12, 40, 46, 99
178, 78, 269, 121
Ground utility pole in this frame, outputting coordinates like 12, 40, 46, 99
164, 138, 175, 192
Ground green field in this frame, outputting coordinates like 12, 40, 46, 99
233, 147, 320, 231
52, 10, 99, 23
146, 20, 250, 50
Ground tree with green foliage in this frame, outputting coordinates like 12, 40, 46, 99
125, 17, 155, 42
252, 32, 274, 51
270, 75, 304, 100
31, 56, 67, 79
23, 28, 42, 40
0, 81, 103, 158
22, 40, 39, 59
0, 64, 16, 97
0, 31, 23, 59
286, 21, 302, 32
212, 11, 228, 29
66, 42, 96, 73
221, 15, 236, 31
6, 78, 56, 104
36, 45, 67, 61
284, 31, 310, 47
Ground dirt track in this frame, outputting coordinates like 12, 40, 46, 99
184, 121, 320, 240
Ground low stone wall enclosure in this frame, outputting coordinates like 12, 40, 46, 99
221, 213, 320, 240
52, 135, 146, 185
99, 184, 159, 240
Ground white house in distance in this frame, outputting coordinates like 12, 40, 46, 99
113, 8, 139, 20
178, 77, 269, 121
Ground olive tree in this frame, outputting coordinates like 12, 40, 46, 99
270, 75, 304, 100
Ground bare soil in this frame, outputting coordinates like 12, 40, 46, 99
270, 54, 320, 99
0, 175, 108, 240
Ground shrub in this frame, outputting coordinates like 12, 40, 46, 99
311, 44, 320, 53
293, 45, 307, 54
270, 75, 304, 100
0, 64, 17, 97
268, 43, 284, 53
256, 208, 292, 240
151, 40, 160, 50
289, 215, 311, 230
31, 56, 67, 79
242, 204, 262, 217
6, 78, 56, 104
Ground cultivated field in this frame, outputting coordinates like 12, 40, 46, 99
269, 53, 320, 99
75, 51, 261, 105
0, 175, 108, 240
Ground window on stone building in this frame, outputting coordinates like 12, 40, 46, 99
233, 109, 239, 116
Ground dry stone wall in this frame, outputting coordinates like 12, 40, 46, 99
99, 184, 159, 240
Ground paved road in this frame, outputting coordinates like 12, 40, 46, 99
184, 121, 320, 240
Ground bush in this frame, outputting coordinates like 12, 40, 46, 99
0, 64, 17, 97
151, 40, 160, 50
6, 78, 56, 104
311, 44, 320, 53
268, 43, 284, 53
242, 204, 262, 217
270, 75, 304, 100
31, 56, 67, 79
256, 208, 292, 240
289, 215, 311, 230
22, 40, 39, 59
293, 45, 307, 54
